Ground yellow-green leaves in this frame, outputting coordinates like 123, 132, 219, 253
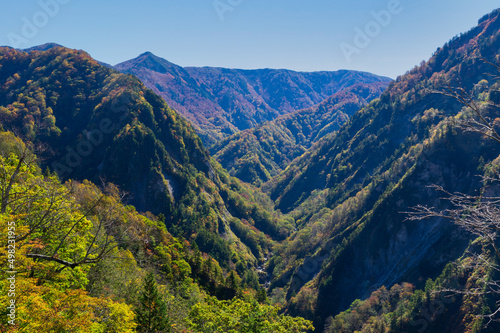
188, 296, 314, 332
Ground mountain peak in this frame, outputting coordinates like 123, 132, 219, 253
24, 43, 64, 52
115, 51, 180, 74
139, 51, 155, 58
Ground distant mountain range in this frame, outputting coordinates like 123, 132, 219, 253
16, 44, 391, 147
211, 82, 388, 185
114, 52, 391, 145
23, 42, 64, 52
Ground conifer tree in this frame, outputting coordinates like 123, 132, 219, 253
136, 272, 170, 333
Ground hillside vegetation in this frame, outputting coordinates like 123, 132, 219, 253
2, 8, 500, 333
0, 46, 295, 284
261, 8, 500, 331
211, 82, 388, 186
116, 52, 391, 145
0, 131, 312, 332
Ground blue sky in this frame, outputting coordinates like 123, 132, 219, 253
1, 0, 499, 78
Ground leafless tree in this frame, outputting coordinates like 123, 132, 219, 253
408, 59, 500, 325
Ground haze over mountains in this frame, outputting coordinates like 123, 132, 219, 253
2, 7, 500, 333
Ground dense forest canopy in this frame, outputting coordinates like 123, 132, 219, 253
2, 7, 500, 333
115, 51, 391, 146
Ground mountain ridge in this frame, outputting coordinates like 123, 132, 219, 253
260, 8, 500, 330
0, 46, 292, 279
211, 81, 388, 185
115, 52, 392, 145
2, 8, 500, 332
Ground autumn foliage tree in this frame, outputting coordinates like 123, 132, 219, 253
0, 131, 136, 332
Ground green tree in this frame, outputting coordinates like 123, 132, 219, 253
136, 272, 170, 333
0, 132, 137, 331
188, 296, 314, 332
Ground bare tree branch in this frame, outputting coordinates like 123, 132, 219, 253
409, 57, 500, 325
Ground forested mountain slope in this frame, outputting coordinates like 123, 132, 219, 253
0, 131, 313, 332
115, 52, 391, 145
262, 8, 500, 331
0, 46, 292, 279
211, 82, 388, 185
3, 7, 500, 333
